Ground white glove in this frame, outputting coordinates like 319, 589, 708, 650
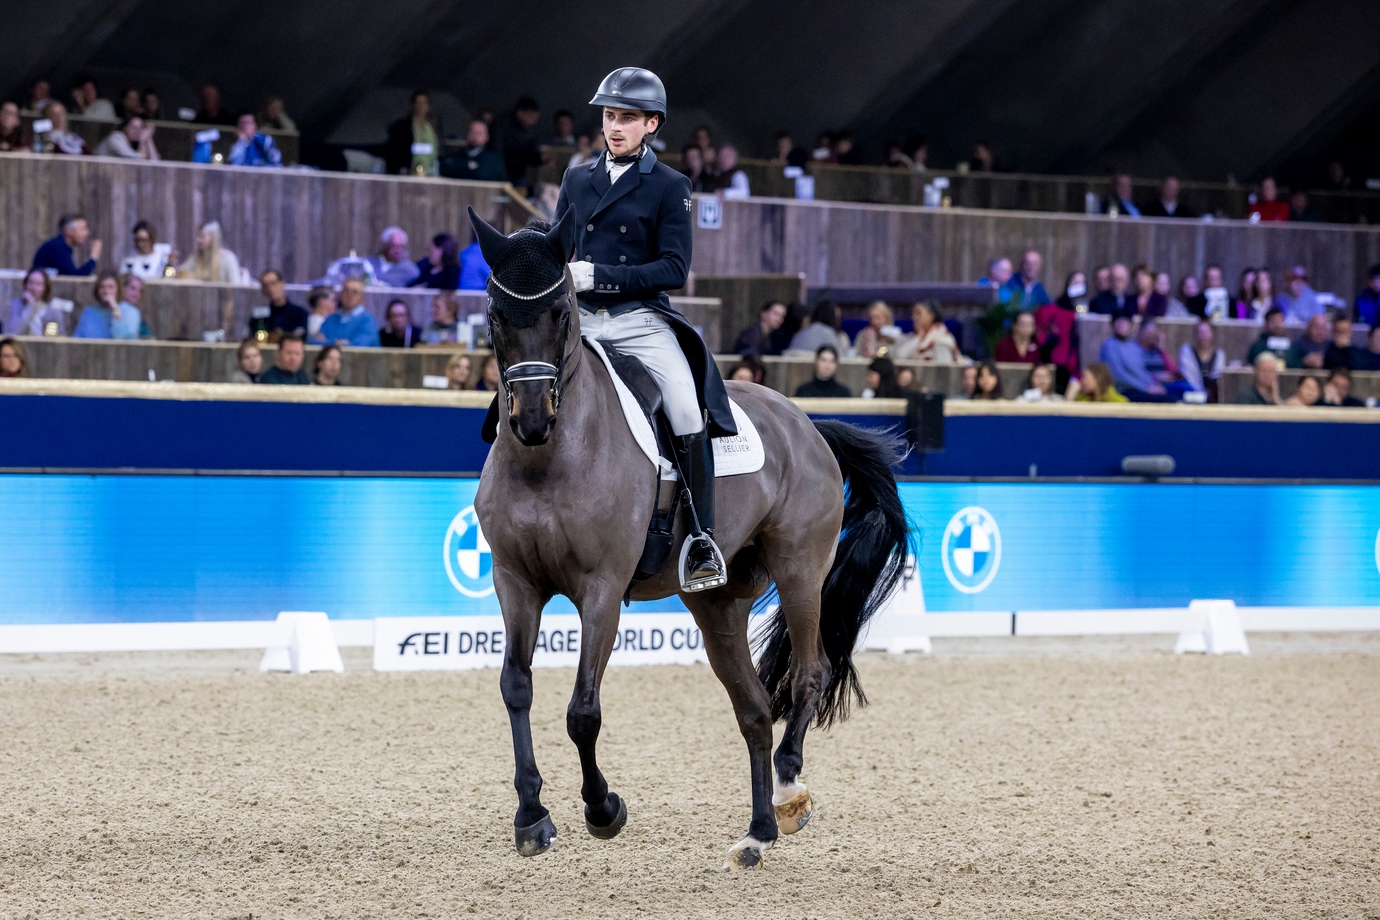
569, 260, 594, 293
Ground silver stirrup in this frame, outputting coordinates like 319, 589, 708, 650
679, 533, 727, 592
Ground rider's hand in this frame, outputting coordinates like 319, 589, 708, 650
569, 261, 594, 293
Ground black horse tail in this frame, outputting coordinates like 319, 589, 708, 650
754, 420, 913, 728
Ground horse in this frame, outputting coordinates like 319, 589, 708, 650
467, 206, 911, 869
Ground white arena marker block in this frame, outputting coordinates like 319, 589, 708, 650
1175, 600, 1250, 656
863, 557, 931, 655
259, 612, 345, 674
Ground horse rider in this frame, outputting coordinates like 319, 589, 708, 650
557, 66, 737, 592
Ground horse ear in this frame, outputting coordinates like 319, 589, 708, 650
467, 206, 512, 266
545, 207, 575, 263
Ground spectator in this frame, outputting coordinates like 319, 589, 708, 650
735, 355, 767, 385
476, 354, 502, 391
142, 88, 162, 121
0, 337, 31, 377
832, 130, 864, 166
1353, 263, 1380, 327
319, 277, 379, 347
1179, 275, 1206, 318
1178, 319, 1225, 401
1323, 316, 1363, 370
70, 76, 116, 120
787, 301, 851, 355
971, 140, 995, 172
894, 300, 958, 362
548, 109, 576, 146
39, 103, 88, 155
0, 101, 26, 151
95, 116, 159, 160
253, 269, 309, 339
1071, 362, 1128, 403
567, 132, 596, 169
503, 96, 545, 189
895, 367, 915, 391
1143, 176, 1194, 218
726, 361, 757, 383
1246, 307, 1291, 366
1035, 271, 1084, 386
772, 130, 807, 168
73, 271, 141, 340
1232, 267, 1257, 319
1249, 177, 1289, 222
1089, 263, 1133, 318
195, 83, 236, 126
302, 285, 335, 341
424, 292, 461, 344
1249, 270, 1275, 320
697, 145, 721, 192
1288, 191, 1319, 222
120, 275, 152, 338
33, 214, 102, 276
369, 227, 422, 288
260, 97, 296, 132
1365, 326, 1380, 372
1099, 314, 1158, 398
380, 299, 423, 348
1092, 265, 1112, 298
884, 141, 913, 169
1235, 353, 1281, 405
1323, 160, 1351, 190
995, 311, 1041, 363
853, 301, 899, 358
385, 90, 439, 176
6, 269, 66, 336
794, 345, 852, 398
1201, 266, 1232, 319
772, 302, 808, 353
259, 334, 310, 385
1103, 173, 1140, 217
952, 364, 978, 400
411, 233, 461, 290
28, 79, 52, 113
1322, 368, 1364, 407
1157, 273, 1188, 317
178, 222, 243, 283
229, 339, 263, 384
712, 144, 750, 199
442, 119, 506, 181
313, 344, 343, 386
680, 145, 707, 191
447, 353, 473, 390
1132, 264, 1166, 317
118, 220, 172, 278
1285, 376, 1321, 407
810, 131, 833, 162
973, 361, 1004, 400
1276, 267, 1324, 325
862, 357, 903, 398
1007, 250, 1050, 308
228, 113, 282, 167
1018, 364, 1060, 401
1137, 319, 1179, 393
458, 231, 491, 290
734, 301, 787, 355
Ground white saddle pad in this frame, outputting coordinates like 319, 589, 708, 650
584, 336, 764, 479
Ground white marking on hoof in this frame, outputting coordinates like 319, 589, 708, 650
773, 783, 814, 835
724, 835, 772, 870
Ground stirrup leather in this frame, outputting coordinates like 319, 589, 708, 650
679, 532, 727, 592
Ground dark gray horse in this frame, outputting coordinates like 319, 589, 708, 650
468, 207, 910, 869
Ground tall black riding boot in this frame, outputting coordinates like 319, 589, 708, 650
674, 430, 727, 591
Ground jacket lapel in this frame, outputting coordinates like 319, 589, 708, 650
588, 153, 611, 199
590, 154, 642, 220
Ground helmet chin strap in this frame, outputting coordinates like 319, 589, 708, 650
607, 140, 645, 165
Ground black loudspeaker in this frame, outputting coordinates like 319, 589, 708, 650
905, 393, 945, 454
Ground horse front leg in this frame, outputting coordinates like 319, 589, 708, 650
495, 570, 556, 856
567, 582, 628, 839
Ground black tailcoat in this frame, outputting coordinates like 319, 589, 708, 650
555, 149, 736, 438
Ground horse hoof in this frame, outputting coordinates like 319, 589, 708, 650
774, 787, 814, 835
724, 836, 772, 871
585, 793, 628, 839
514, 814, 557, 857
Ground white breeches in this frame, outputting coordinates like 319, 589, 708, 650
581, 307, 704, 436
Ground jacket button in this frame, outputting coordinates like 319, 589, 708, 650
620, 225, 627, 233
587, 223, 594, 232
584, 255, 592, 261
619, 256, 627, 263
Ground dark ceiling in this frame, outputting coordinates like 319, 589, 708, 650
3, 0, 1378, 182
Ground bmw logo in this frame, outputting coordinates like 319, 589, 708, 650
941, 506, 1002, 594
444, 507, 494, 598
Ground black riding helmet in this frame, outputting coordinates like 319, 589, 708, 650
589, 67, 667, 134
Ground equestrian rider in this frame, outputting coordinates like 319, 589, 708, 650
557, 67, 737, 592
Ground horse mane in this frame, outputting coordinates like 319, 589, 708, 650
486, 219, 568, 328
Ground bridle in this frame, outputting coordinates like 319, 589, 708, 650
487, 271, 580, 417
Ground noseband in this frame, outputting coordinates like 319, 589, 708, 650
487, 272, 579, 416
